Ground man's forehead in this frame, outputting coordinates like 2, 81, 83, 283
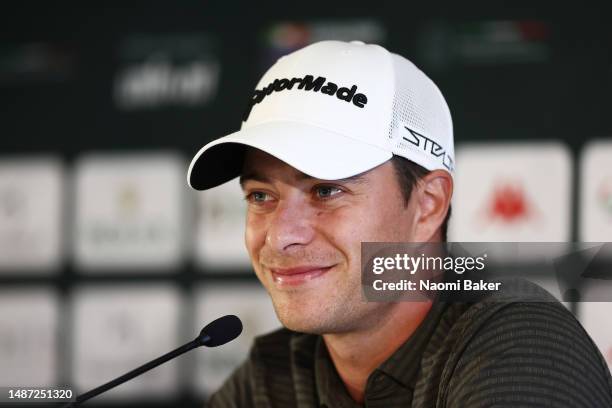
239, 148, 369, 186
240, 149, 303, 183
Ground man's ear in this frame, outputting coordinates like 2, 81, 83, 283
412, 170, 453, 242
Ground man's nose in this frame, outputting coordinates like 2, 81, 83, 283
265, 198, 316, 252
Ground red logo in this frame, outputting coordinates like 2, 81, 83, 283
474, 180, 542, 231
488, 182, 531, 223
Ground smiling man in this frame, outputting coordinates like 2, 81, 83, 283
188, 41, 612, 407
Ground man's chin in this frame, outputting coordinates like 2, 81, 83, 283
281, 320, 329, 335
268, 289, 358, 334
275, 307, 354, 335
274, 307, 331, 334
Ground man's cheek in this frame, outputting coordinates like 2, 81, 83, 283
244, 218, 264, 255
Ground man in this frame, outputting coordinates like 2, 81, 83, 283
188, 41, 612, 407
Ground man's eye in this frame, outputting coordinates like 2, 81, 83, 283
315, 185, 342, 199
246, 191, 270, 203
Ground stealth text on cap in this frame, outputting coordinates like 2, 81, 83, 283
243, 75, 368, 121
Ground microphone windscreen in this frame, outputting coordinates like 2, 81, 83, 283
200, 315, 243, 347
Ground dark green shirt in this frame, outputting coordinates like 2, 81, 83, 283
208, 282, 612, 407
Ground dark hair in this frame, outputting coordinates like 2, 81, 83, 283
390, 155, 451, 242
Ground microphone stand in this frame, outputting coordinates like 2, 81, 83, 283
62, 334, 210, 407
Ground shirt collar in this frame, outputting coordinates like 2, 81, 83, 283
375, 298, 448, 389
309, 298, 448, 406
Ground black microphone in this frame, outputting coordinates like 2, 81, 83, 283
62, 315, 242, 407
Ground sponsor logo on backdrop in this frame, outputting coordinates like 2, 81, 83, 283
449, 143, 569, 243
83, 188, 171, 246
73, 288, 180, 396
0, 292, 58, 386
0, 43, 76, 84
472, 180, 543, 232
487, 182, 532, 223
0, 160, 63, 271
113, 34, 220, 110
74, 155, 184, 270
261, 20, 386, 70
417, 20, 552, 71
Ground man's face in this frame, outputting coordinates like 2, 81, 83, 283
241, 149, 420, 334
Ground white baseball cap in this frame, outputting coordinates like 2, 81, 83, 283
188, 40, 454, 190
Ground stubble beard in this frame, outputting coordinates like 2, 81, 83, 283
267, 277, 387, 335
256, 247, 388, 334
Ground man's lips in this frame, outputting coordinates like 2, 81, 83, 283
268, 265, 335, 286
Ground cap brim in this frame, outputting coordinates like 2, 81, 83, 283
188, 120, 392, 190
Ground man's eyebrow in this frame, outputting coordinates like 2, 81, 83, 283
239, 171, 269, 186
239, 171, 367, 186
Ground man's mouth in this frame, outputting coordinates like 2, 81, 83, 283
269, 265, 335, 286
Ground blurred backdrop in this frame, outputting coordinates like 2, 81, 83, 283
1, 2, 611, 407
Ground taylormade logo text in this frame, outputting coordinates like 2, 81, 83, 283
243, 75, 368, 120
